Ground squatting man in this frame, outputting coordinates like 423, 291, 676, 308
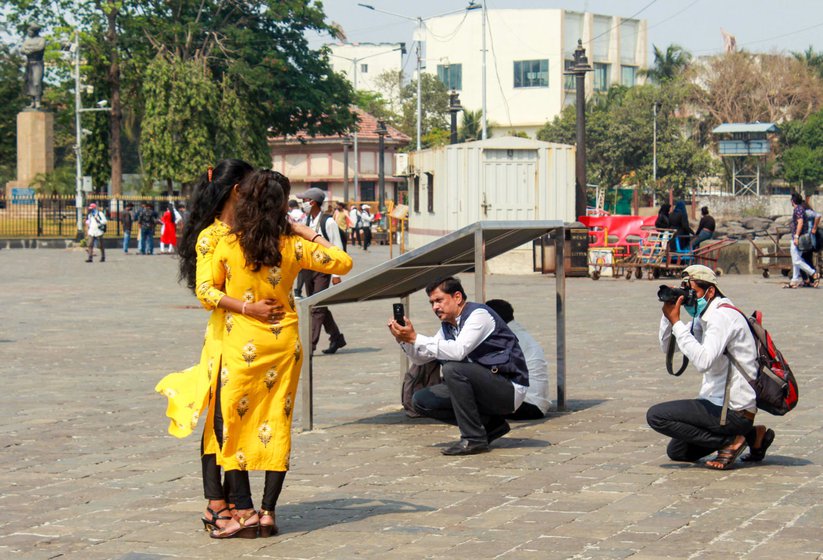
387, 277, 530, 456
646, 265, 775, 470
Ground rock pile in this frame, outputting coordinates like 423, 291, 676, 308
712, 215, 793, 239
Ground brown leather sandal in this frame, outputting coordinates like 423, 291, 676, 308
258, 509, 279, 538
706, 442, 748, 470
210, 510, 259, 539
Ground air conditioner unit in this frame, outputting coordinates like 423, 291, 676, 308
394, 153, 410, 176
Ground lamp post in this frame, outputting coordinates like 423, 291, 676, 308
564, 40, 591, 220
449, 91, 463, 144
376, 119, 387, 213
342, 135, 352, 204
652, 101, 660, 207
466, 2, 487, 139
71, 30, 111, 239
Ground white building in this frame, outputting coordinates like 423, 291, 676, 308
424, 9, 648, 137
405, 136, 575, 271
327, 42, 406, 94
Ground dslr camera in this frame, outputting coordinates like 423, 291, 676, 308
657, 284, 697, 307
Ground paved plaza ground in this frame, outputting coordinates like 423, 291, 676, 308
1, 243, 823, 560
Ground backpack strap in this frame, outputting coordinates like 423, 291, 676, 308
717, 303, 755, 425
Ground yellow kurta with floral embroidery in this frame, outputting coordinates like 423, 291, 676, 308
155, 219, 230, 456
212, 234, 352, 471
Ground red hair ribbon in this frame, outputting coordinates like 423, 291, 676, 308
207, 166, 213, 182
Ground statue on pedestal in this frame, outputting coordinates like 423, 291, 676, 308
21, 23, 46, 110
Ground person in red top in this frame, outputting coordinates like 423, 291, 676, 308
160, 204, 182, 254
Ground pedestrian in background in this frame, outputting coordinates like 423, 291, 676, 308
349, 204, 361, 247
691, 206, 716, 249
786, 191, 819, 288
121, 202, 134, 253
160, 204, 182, 254
334, 201, 349, 252
85, 202, 107, 263
360, 204, 373, 251
137, 202, 158, 255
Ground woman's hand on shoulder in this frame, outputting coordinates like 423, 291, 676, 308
245, 299, 285, 324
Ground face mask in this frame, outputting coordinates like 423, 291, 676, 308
685, 295, 709, 318
301, 201, 312, 214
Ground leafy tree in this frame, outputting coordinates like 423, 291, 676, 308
640, 44, 692, 83
782, 145, 823, 192
459, 109, 482, 142
399, 73, 449, 149
0, 44, 27, 186
140, 54, 217, 193
353, 90, 397, 124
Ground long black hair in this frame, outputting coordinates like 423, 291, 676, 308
178, 159, 254, 291
233, 169, 293, 271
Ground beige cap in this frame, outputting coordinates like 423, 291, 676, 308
681, 264, 718, 286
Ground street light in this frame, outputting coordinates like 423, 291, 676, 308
358, 3, 478, 150
652, 101, 661, 207
342, 135, 352, 203
466, 2, 486, 139
376, 120, 387, 213
564, 39, 592, 220
449, 91, 463, 144
70, 30, 111, 239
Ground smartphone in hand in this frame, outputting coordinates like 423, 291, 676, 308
392, 303, 405, 326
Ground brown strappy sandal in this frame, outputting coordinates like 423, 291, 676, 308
209, 510, 259, 539
706, 442, 748, 470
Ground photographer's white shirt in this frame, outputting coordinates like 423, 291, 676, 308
85, 210, 107, 237
659, 296, 758, 412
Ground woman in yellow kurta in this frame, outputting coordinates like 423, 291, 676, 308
155, 160, 284, 532
208, 169, 352, 539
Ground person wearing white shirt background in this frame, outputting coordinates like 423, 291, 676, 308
359, 204, 373, 251
296, 188, 347, 355
84, 202, 107, 263
646, 265, 775, 471
485, 299, 551, 419
348, 204, 361, 248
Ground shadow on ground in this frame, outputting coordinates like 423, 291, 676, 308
276, 497, 435, 534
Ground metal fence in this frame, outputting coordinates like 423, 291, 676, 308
0, 194, 188, 238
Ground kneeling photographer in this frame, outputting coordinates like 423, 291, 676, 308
646, 265, 773, 470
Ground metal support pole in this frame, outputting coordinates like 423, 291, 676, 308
74, 31, 84, 240
343, 138, 350, 203
377, 121, 386, 212
474, 228, 486, 302
299, 300, 314, 431
415, 28, 422, 151
575, 73, 587, 220
652, 101, 658, 207
555, 226, 566, 411
353, 59, 360, 198
481, 4, 487, 140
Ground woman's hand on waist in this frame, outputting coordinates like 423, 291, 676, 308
245, 299, 285, 324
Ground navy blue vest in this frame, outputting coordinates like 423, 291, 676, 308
441, 302, 529, 386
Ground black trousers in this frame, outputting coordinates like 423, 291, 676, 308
305, 271, 342, 351
350, 227, 361, 247
412, 361, 515, 444
362, 227, 372, 250
208, 368, 288, 510
87, 236, 105, 260
646, 399, 754, 462
339, 227, 348, 252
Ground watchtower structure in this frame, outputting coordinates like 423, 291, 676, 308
712, 122, 777, 195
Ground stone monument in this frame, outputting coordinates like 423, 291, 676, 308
5, 23, 54, 200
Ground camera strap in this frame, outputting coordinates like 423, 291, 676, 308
666, 336, 689, 376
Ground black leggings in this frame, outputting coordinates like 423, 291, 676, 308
209, 371, 288, 511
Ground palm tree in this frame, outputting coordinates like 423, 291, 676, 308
792, 45, 823, 80
459, 109, 483, 142
640, 44, 692, 83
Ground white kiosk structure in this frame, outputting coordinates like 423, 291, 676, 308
712, 123, 777, 195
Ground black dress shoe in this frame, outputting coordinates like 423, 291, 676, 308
441, 439, 490, 456
486, 421, 510, 444
322, 334, 347, 354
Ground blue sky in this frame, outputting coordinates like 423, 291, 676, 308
312, 0, 823, 65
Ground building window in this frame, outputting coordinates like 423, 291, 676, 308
593, 63, 610, 92
513, 59, 548, 88
592, 16, 611, 61
564, 12, 583, 58
436, 64, 462, 90
312, 182, 328, 191
425, 172, 434, 213
360, 63, 368, 73
413, 175, 420, 213
620, 19, 639, 64
360, 181, 375, 202
621, 65, 637, 87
